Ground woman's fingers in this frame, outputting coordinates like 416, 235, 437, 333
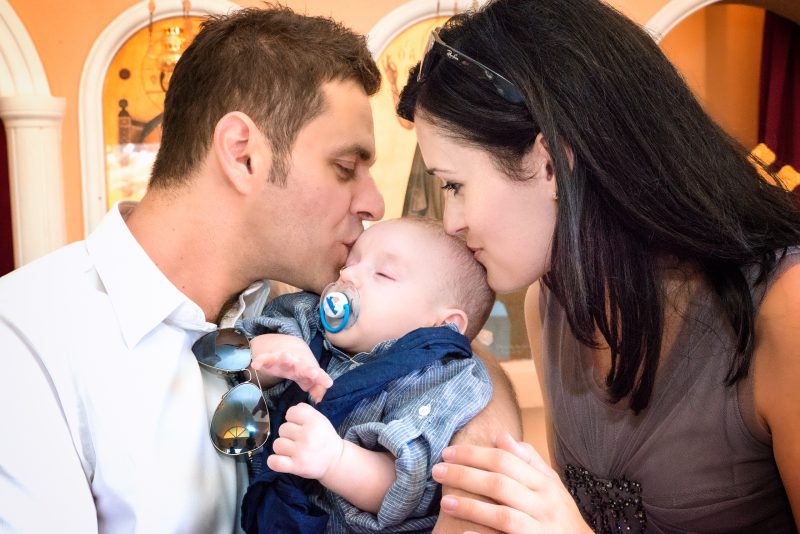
495, 432, 559, 479
432, 462, 546, 517
436, 438, 591, 533
439, 494, 541, 534
440, 442, 551, 491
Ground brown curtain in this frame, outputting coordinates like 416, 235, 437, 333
0, 122, 13, 276
759, 12, 799, 162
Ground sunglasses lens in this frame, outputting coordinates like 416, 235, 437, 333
210, 382, 270, 455
417, 30, 438, 83
193, 328, 251, 372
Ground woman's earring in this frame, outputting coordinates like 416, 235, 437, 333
553, 190, 559, 201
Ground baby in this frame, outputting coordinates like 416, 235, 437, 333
239, 218, 495, 533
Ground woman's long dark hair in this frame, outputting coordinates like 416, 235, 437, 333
398, 0, 800, 412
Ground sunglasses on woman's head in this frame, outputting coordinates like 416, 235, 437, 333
417, 28, 525, 105
192, 328, 270, 457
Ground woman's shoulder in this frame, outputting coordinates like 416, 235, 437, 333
753, 252, 800, 424
769, 245, 800, 281
752, 252, 800, 518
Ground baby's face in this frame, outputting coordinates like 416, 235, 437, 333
324, 220, 448, 354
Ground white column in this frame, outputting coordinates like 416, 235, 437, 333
0, 94, 66, 267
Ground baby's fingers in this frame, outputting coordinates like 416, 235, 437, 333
308, 382, 331, 404
267, 453, 295, 473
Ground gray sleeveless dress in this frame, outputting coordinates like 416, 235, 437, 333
540, 249, 799, 533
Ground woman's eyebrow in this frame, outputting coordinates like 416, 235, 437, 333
425, 167, 455, 176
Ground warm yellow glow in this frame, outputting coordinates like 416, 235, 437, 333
102, 16, 204, 208
223, 426, 247, 439
370, 16, 450, 221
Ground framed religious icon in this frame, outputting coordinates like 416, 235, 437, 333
102, 15, 204, 208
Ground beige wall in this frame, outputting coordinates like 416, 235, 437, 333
661, 4, 765, 149
8, 0, 411, 242
8, 0, 762, 242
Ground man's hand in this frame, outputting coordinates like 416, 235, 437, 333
267, 403, 344, 480
250, 333, 333, 402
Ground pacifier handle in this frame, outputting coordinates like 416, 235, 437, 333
320, 303, 350, 333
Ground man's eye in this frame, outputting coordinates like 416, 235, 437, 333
441, 182, 462, 194
335, 163, 356, 180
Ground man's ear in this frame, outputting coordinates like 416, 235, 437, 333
212, 111, 272, 195
436, 308, 469, 335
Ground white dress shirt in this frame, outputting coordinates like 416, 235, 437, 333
0, 202, 269, 533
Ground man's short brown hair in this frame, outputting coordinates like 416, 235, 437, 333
150, 6, 381, 188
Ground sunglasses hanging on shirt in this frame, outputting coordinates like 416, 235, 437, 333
192, 328, 270, 457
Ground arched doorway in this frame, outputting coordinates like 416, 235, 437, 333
646, 0, 800, 40
79, 0, 240, 234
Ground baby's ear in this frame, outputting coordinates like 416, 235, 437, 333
436, 308, 468, 335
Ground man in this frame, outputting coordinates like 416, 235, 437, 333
0, 7, 518, 533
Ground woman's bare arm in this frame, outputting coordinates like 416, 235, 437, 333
754, 263, 800, 527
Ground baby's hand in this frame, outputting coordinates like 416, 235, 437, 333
250, 333, 333, 403
267, 403, 343, 480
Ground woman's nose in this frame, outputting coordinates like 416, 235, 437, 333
442, 200, 466, 237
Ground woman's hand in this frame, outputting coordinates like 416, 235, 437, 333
431, 432, 591, 534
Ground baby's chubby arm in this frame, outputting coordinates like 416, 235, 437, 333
268, 403, 396, 514
249, 333, 333, 403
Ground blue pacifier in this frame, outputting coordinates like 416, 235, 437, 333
319, 281, 360, 333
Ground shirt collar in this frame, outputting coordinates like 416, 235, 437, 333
219, 281, 270, 327
86, 202, 269, 348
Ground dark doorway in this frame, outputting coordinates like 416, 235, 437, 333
0, 121, 14, 276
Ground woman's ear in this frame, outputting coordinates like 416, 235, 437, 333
525, 133, 555, 182
436, 308, 469, 335
212, 111, 272, 195
527, 133, 574, 178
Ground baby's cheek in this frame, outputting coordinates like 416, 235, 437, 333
325, 327, 356, 351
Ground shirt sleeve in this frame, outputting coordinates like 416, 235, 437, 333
0, 316, 98, 533
330, 355, 493, 533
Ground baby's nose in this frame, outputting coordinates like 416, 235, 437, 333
338, 265, 357, 285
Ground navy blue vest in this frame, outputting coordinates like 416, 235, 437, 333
240, 326, 472, 534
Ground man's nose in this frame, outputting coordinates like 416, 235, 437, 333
352, 171, 385, 222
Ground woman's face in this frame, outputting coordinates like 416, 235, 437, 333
415, 117, 558, 293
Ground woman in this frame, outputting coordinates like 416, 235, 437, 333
398, 0, 800, 532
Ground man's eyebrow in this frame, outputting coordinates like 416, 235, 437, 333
331, 144, 374, 164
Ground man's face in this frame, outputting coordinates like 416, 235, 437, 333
325, 220, 448, 354
255, 79, 385, 292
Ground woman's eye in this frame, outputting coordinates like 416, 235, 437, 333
376, 272, 394, 280
441, 181, 462, 194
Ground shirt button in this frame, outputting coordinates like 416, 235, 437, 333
418, 404, 431, 417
